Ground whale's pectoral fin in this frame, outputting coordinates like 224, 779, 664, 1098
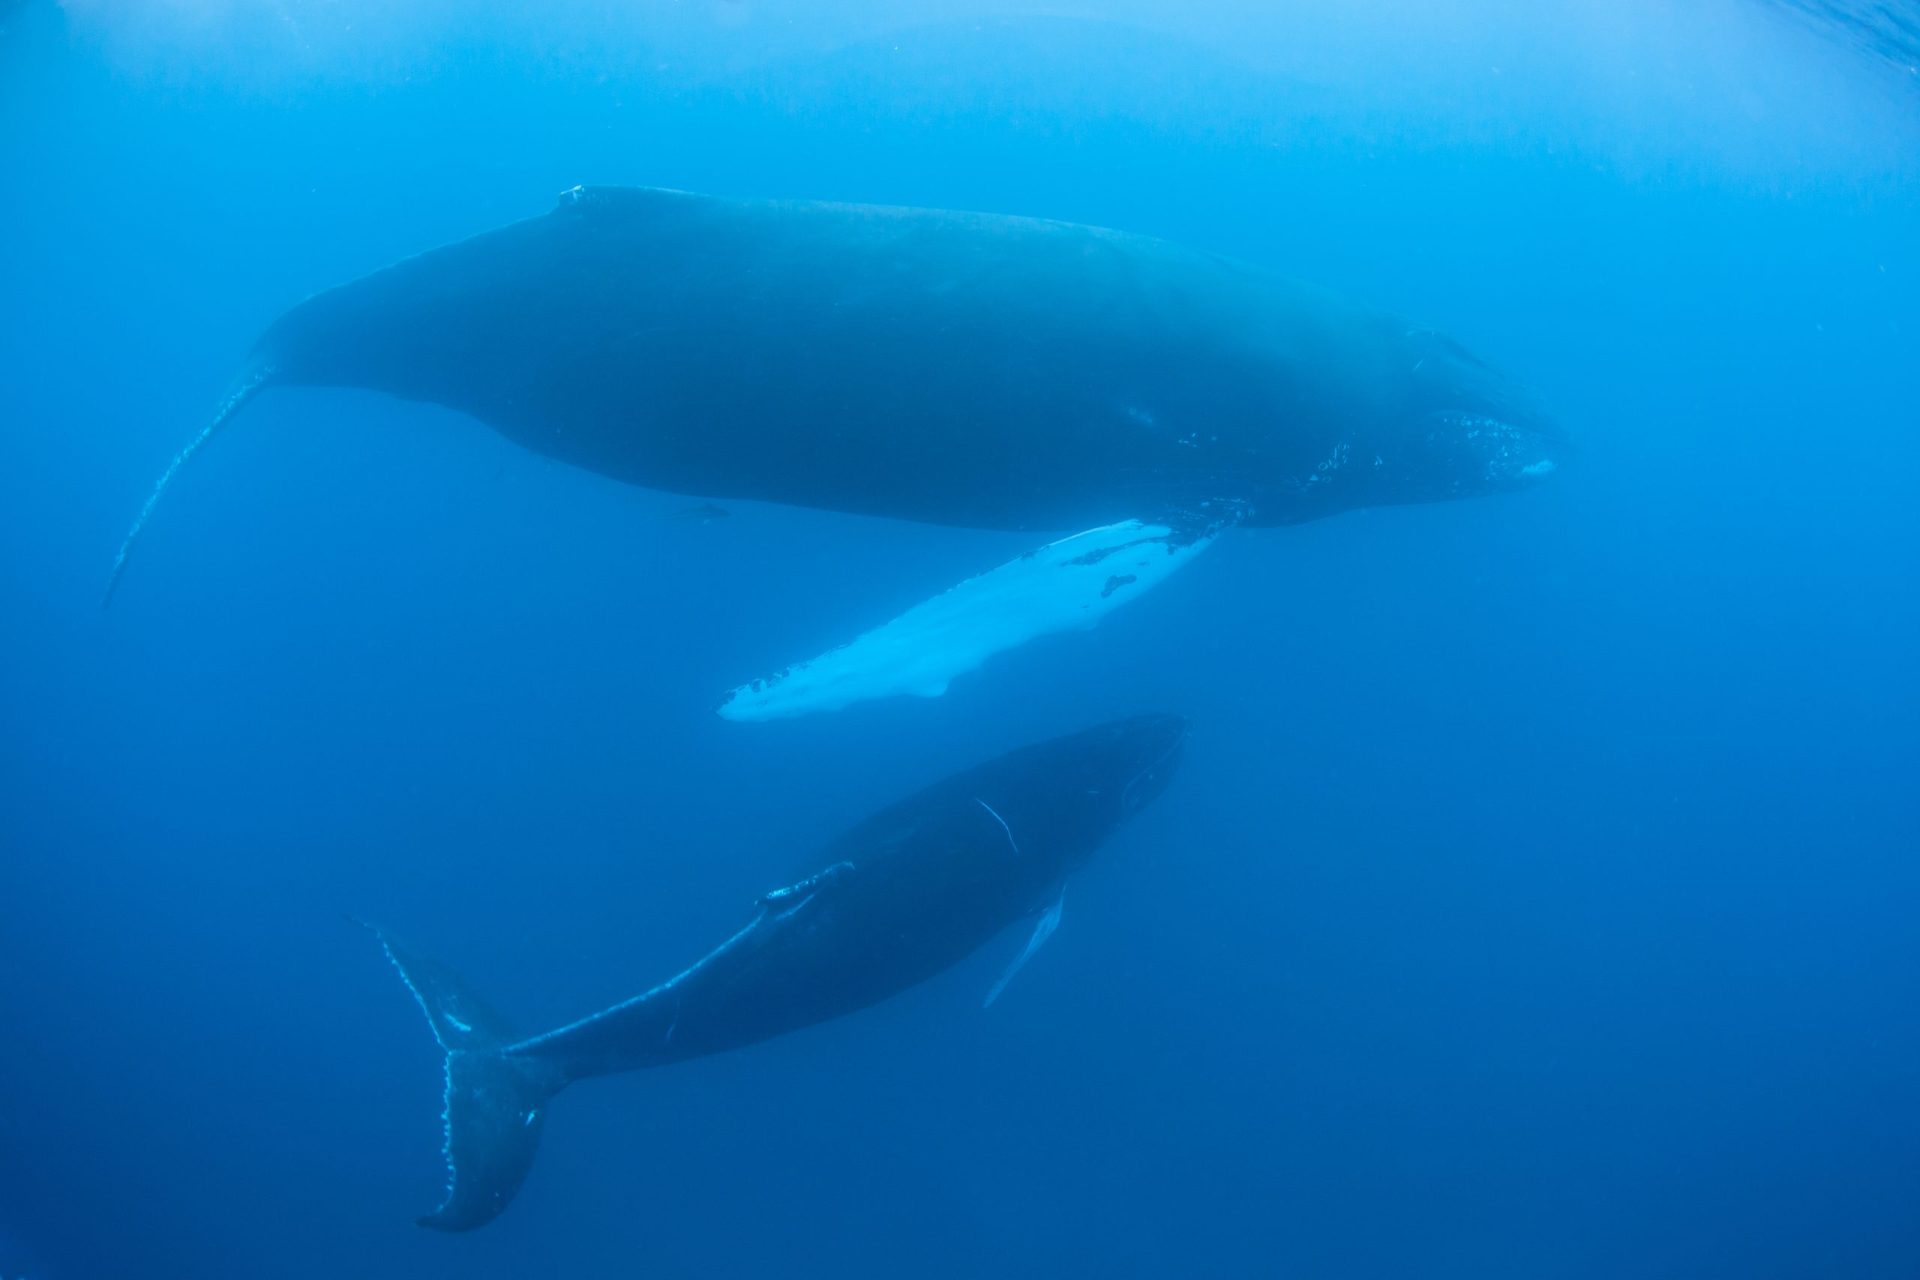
717, 505, 1243, 722
359, 920, 566, 1232
985, 888, 1066, 1009
104, 363, 277, 606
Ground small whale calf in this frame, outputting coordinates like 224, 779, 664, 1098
366, 714, 1188, 1229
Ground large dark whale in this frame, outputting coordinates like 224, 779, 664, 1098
112, 187, 1561, 713
365, 713, 1187, 1230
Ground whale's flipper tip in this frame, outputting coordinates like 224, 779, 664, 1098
363, 921, 564, 1232
100, 549, 133, 610
102, 363, 276, 608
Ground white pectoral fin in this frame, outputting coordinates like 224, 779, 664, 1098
717, 514, 1228, 722
985, 890, 1065, 1009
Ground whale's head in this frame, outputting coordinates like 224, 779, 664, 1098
965, 714, 1188, 887
1016, 714, 1190, 827
1018, 712, 1187, 829
1355, 326, 1565, 508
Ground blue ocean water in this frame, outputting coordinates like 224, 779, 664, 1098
2, 2, 1916, 1276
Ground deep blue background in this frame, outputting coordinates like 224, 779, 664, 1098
2, 3, 1916, 1277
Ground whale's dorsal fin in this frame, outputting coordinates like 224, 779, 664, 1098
553, 184, 709, 216
758, 860, 855, 920
984, 888, 1065, 1009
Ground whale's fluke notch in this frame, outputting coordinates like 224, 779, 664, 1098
717, 508, 1240, 722
103, 362, 277, 606
361, 921, 566, 1232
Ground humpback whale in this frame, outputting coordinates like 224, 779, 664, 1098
112, 187, 1561, 713
363, 714, 1187, 1230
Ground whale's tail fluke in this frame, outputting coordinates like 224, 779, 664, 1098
103, 362, 277, 607
361, 921, 568, 1232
